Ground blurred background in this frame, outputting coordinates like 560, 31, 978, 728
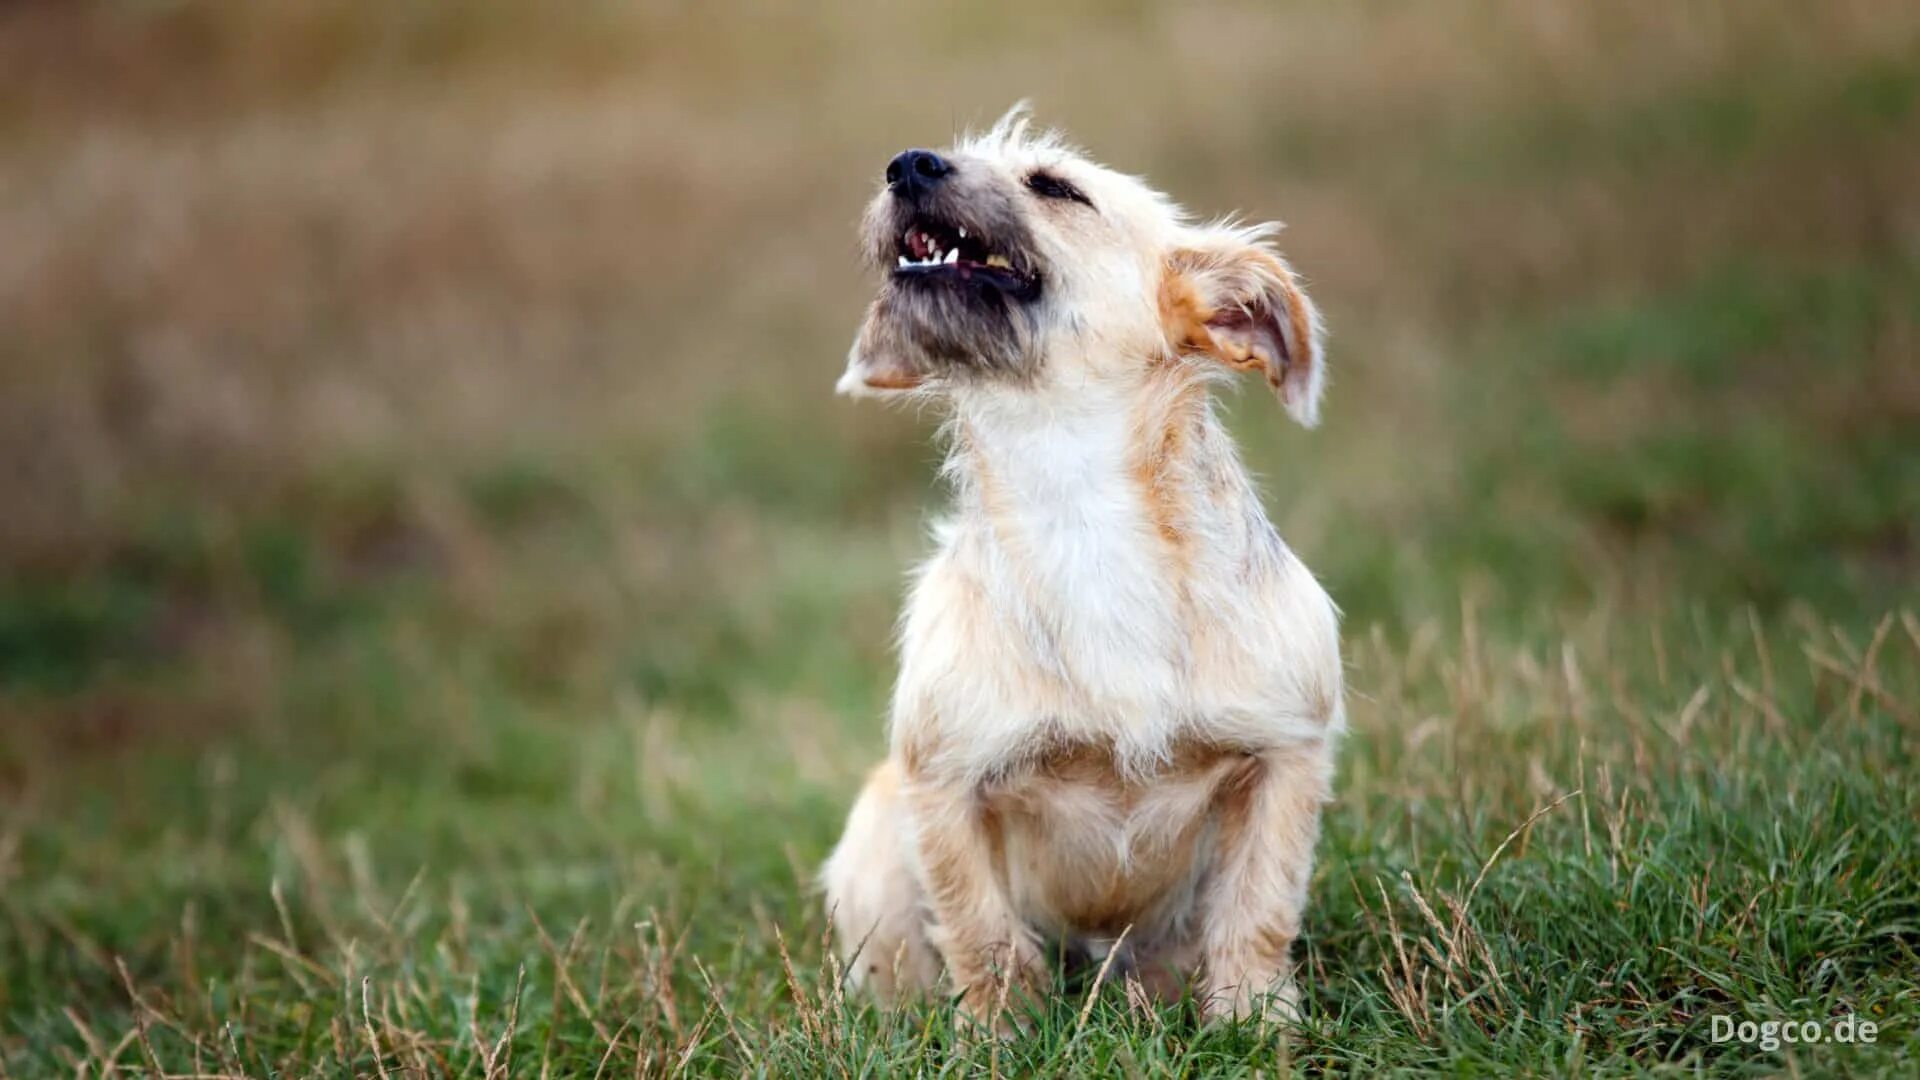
1, 0, 1917, 1070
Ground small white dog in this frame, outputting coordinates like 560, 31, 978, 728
823, 108, 1342, 1031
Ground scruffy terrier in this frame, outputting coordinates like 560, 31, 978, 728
822, 107, 1342, 1032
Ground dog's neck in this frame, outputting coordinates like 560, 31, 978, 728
944, 368, 1254, 533
939, 366, 1272, 622
927, 367, 1282, 740
948, 379, 1155, 515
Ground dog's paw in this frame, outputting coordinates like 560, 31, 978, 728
950, 946, 1049, 1041
1201, 972, 1302, 1027
951, 998, 1027, 1043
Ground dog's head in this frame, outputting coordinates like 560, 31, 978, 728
838, 106, 1326, 425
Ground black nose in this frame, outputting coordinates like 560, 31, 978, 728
885, 149, 951, 196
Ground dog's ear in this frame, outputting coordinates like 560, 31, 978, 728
835, 299, 926, 398
1161, 227, 1326, 426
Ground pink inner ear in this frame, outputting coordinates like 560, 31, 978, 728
1205, 303, 1291, 386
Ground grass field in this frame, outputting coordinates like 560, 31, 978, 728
3, 2, 1918, 1075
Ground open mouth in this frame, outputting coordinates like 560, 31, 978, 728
893, 216, 1040, 298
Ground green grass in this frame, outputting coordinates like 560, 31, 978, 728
5, 566, 1917, 1074
3, 340, 1915, 1074
4, 1, 1920, 1075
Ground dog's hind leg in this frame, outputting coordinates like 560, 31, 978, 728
821, 760, 940, 1002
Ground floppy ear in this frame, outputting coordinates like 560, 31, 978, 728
1161, 227, 1326, 426
835, 298, 926, 398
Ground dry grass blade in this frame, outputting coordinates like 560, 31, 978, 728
1073, 925, 1133, 1042
1747, 605, 1776, 700
1397, 872, 1465, 997
113, 957, 166, 1078
772, 924, 823, 1044
589, 1010, 641, 1080
63, 1007, 117, 1076
1727, 676, 1789, 735
990, 965, 1014, 1080
1462, 789, 1583, 920
1673, 684, 1712, 743
1386, 790, 1586, 1011
466, 975, 501, 1080
1372, 877, 1431, 1039
359, 977, 394, 1080
1848, 614, 1896, 723
1803, 646, 1918, 728
670, 1012, 714, 1078
530, 910, 615, 1044
500, 964, 526, 1079
639, 912, 685, 1038
691, 956, 755, 1069
245, 932, 335, 990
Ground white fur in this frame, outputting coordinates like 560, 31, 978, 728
824, 108, 1342, 1027
895, 378, 1341, 781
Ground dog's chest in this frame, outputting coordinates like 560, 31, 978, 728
964, 413, 1189, 706
982, 738, 1257, 937
893, 394, 1342, 777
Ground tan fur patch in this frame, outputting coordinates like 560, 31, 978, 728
1156, 259, 1216, 357
1128, 371, 1205, 564
980, 737, 1260, 935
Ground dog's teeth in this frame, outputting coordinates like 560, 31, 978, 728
958, 226, 967, 239
944, 247, 960, 265
985, 254, 1012, 269
898, 255, 909, 267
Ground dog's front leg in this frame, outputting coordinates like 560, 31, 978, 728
1200, 743, 1333, 1023
903, 773, 1045, 1033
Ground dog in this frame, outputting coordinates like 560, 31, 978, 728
822, 107, 1342, 1032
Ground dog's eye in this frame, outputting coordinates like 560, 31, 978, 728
1025, 172, 1092, 207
